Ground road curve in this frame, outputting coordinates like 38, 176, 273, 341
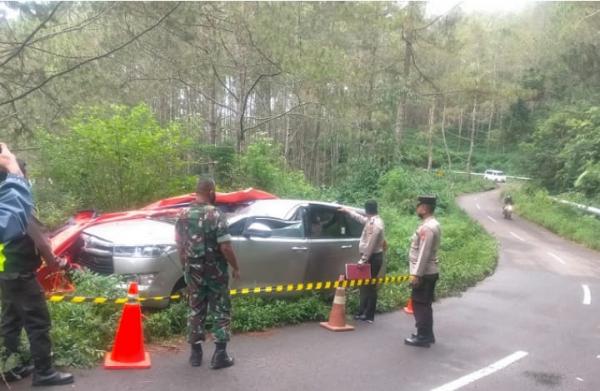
12, 188, 600, 391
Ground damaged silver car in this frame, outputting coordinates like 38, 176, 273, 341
73, 199, 382, 307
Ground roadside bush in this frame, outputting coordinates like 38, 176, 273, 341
49, 272, 125, 368
36, 104, 196, 213
234, 139, 317, 198
509, 185, 600, 250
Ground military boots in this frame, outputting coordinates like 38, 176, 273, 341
31, 368, 74, 387
189, 343, 203, 367
210, 342, 234, 369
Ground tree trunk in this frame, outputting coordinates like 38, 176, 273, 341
457, 108, 464, 151
486, 102, 494, 153
394, 2, 417, 153
441, 103, 451, 169
427, 101, 435, 172
466, 97, 478, 178
208, 70, 217, 145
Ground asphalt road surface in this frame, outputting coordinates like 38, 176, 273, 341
15, 188, 600, 390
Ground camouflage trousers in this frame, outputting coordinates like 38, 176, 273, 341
185, 266, 231, 344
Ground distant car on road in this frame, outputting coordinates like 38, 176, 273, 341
483, 169, 507, 183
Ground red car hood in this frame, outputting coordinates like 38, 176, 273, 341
41, 188, 276, 293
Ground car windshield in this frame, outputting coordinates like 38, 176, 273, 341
230, 200, 302, 221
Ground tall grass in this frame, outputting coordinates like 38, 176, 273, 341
509, 185, 600, 250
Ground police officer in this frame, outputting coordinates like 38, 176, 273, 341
0, 158, 74, 386
405, 195, 441, 348
175, 178, 240, 369
340, 200, 385, 323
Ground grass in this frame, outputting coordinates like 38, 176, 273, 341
508, 185, 600, 251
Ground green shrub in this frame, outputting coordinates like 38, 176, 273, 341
510, 185, 600, 250
234, 139, 317, 198
36, 104, 196, 213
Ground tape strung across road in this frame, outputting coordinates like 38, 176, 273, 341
46, 274, 411, 304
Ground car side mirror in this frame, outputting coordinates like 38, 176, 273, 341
243, 222, 272, 238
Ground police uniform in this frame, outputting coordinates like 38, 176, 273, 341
405, 196, 441, 347
175, 202, 233, 368
347, 209, 385, 322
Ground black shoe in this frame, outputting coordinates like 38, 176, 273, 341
32, 369, 74, 387
2, 363, 34, 382
411, 333, 435, 344
354, 314, 366, 321
189, 343, 203, 367
210, 343, 234, 370
404, 335, 431, 348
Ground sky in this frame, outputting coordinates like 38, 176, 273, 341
0, 1, 532, 22
427, 0, 531, 16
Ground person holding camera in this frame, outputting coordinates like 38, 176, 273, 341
0, 152, 75, 386
0, 143, 33, 242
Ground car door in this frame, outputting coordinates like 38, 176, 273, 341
229, 216, 309, 289
304, 205, 361, 282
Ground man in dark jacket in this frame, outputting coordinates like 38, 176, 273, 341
0, 156, 74, 386
0, 143, 32, 242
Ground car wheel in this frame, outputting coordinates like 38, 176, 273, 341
171, 277, 189, 304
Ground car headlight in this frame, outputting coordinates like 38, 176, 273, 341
119, 273, 157, 291
113, 245, 174, 258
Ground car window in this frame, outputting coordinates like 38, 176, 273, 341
228, 218, 247, 236
254, 217, 304, 238
308, 206, 354, 239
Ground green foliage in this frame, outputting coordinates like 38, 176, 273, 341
521, 105, 600, 195
144, 302, 188, 342
234, 139, 317, 198
48, 271, 125, 368
231, 295, 330, 332
574, 162, 600, 201
330, 157, 389, 205
36, 104, 196, 212
504, 98, 533, 144
509, 185, 600, 250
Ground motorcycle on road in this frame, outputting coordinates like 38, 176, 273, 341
502, 204, 513, 220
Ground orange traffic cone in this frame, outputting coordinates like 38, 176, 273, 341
320, 275, 354, 332
403, 298, 414, 314
104, 282, 151, 369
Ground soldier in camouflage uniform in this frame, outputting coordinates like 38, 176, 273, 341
175, 179, 240, 369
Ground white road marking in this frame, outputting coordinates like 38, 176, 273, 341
547, 251, 566, 265
576, 377, 584, 382
582, 285, 591, 305
476, 203, 481, 210
596, 355, 600, 359
509, 231, 525, 242
486, 215, 497, 223
430, 351, 529, 391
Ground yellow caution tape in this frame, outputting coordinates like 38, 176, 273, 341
46, 275, 411, 304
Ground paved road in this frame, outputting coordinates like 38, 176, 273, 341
16, 188, 600, 390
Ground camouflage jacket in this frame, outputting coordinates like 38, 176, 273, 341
175, 202, 232, 283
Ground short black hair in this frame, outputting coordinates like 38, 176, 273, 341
196, 177, 216, 194
365, 199, 378, 215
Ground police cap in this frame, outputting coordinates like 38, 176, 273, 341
417, 195, 437, 206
